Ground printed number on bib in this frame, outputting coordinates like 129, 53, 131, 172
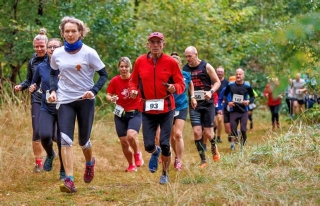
232, 94, 244, 103
194, 90, 205, 100
145, 99, 164, 111
113, 104, 124, 117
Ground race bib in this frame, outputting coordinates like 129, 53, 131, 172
145, 99, 164, 111
194, 90, 205, 101
232, 94, 244, 103
249, 103, 256, 110
113, 104, 124, 117
174, 110, 180, 117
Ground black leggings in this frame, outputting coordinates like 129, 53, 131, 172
230, 112, 248, 145
58, 99, 95, 147
39, 110, 64, 172
31, 103, 41, 141
269, 104, 281, 125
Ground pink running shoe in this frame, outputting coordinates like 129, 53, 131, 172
134, 151, 144, 167
126, 164, 137, 172
84, 157, 95, 183
60, 178, 76, 193
174, 160, 183, 171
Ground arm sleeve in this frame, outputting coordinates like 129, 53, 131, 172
31, 65, 41, 86
128, 59, 139, 91
172, 63, 185, 95
20, 59, 33, 90
90, 67, 108, 95
248, 87, 255, 103
50, 68, 59, 92
217, 88, 225, 110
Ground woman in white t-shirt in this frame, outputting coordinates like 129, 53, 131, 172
48, 16, 108, 193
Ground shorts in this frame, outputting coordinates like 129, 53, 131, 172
189, 104, 215, 127
173, 108, 188, 122
294, 99, 305, 105
114, 110, 142, 137
223, 108, 230, 123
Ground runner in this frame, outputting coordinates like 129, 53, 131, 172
183, 46, 221, 168
29, 38, 65, 180
48, 16, 108, 193
106, 57, 144, 172
223, 68, 255, 150
14, 28, 48, 172
170, 52, 194, 171
129, 32, 185, 184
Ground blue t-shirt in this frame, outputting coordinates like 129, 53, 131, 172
174, 71, 191, 111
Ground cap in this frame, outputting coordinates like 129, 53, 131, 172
229, 76, 236, 82
148, 32, 164, 40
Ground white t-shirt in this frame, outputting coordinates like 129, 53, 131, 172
292, 79, 306, 100
51, 44, 105, 104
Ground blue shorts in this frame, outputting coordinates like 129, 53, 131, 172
114, 110, 142, 137
189, 104, 215, 127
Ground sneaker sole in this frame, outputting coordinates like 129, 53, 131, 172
60, 184, 76, 193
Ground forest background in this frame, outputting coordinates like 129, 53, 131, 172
1, 0, 320, 108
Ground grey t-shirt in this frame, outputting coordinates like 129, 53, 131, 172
51, 44, 105, 104
292, 79, 306, 100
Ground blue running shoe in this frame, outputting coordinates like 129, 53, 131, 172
43, 152, 56, 171
148, 146, 161, 173
159, 175, 169, 184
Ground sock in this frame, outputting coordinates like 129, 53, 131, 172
195, 140, 206, 162
36, 158, 43, 166
67, 175, 74, 181
86, 160, 93, 166
162, 170, 167, 176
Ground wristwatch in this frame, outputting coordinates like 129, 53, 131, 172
210, 89, 215, 94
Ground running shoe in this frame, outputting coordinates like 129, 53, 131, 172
43, 152, 56, 171
211, 144, 220, 162
59, 171, 66, 181
60, 177, 76, 193
230, 144, 236, 150
159, 175, 169, 184
84, 157, 95, 183
148, 146, 161, 173
173, 157, 178, 168
126, 164, 137, 172
199, 161, 207, 169
33, 164, 43, 173
174, 160, 183, 171
134, 151, 144, 167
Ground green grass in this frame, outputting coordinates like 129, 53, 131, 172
0, 91, 320, 205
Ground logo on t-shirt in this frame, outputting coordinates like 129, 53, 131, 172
76, 64, 82, 71
121, 89, 130, 99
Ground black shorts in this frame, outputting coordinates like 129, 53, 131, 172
294, 99, 305, 105
223, 108, 230, 123
114, 110, 142, 137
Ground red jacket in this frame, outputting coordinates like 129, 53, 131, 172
263, 83, 282, 106
129, 53, 185, 114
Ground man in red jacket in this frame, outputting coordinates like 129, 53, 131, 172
129, 32, 185, 184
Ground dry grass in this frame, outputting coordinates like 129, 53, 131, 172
1, 92, 320, 205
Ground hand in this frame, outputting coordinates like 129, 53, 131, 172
29, 83, 36, 93
48, 91, 57, 103
204, 91, 212, 100
130, 90, 138, 99
110, 95, 118, 103
191, 98, 197, 109
228, 102, 235, 107
82, 91, 95, 99
14, 85, 22, 92
243, 100, 249, 106
166, 84, 176, 94
218, 110, 223, 115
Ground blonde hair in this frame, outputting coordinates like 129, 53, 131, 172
118, 57, 132, 70
33, 28, 48, 44
59, 16, 90, 39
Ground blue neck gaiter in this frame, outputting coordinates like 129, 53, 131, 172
64, 39, 83, 52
